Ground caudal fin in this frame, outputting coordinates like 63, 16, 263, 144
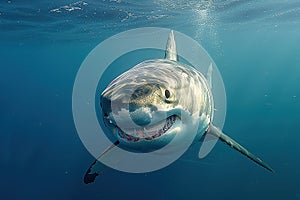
206, 63, 213, 89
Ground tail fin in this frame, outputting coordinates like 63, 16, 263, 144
206, 63, 213, 89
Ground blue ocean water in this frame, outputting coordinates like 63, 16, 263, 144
1, 0, 300, 199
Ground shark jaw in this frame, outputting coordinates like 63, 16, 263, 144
115, 115, 181, 142
101, 106, 206, 156
104, 112, 182, 143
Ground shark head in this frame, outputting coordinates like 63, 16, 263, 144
100, 31, 214, 152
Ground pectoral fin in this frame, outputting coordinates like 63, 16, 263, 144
207, 124, 274, 172
84, 141, 120, 184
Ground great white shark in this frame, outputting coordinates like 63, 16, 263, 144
84, 30, 273, 184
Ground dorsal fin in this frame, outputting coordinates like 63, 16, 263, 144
164, 30, 178, 61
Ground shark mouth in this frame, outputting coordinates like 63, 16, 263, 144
116, 115, 179, 142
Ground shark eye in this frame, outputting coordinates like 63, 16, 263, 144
165, 89, 171, 99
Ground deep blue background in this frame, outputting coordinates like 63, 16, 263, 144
1, 0, 300, 199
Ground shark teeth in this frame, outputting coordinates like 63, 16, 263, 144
117, 115, 178, 142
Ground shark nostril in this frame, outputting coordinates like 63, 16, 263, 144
103, 112, 109, 118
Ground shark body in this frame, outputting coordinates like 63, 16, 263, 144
84, 31, 273, 184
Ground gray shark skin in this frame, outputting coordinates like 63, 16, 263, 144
84, 30, 273, 184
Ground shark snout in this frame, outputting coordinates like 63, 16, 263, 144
127, 84, 161, 126
129, 107, 152, 126
100, 95, 154, 128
